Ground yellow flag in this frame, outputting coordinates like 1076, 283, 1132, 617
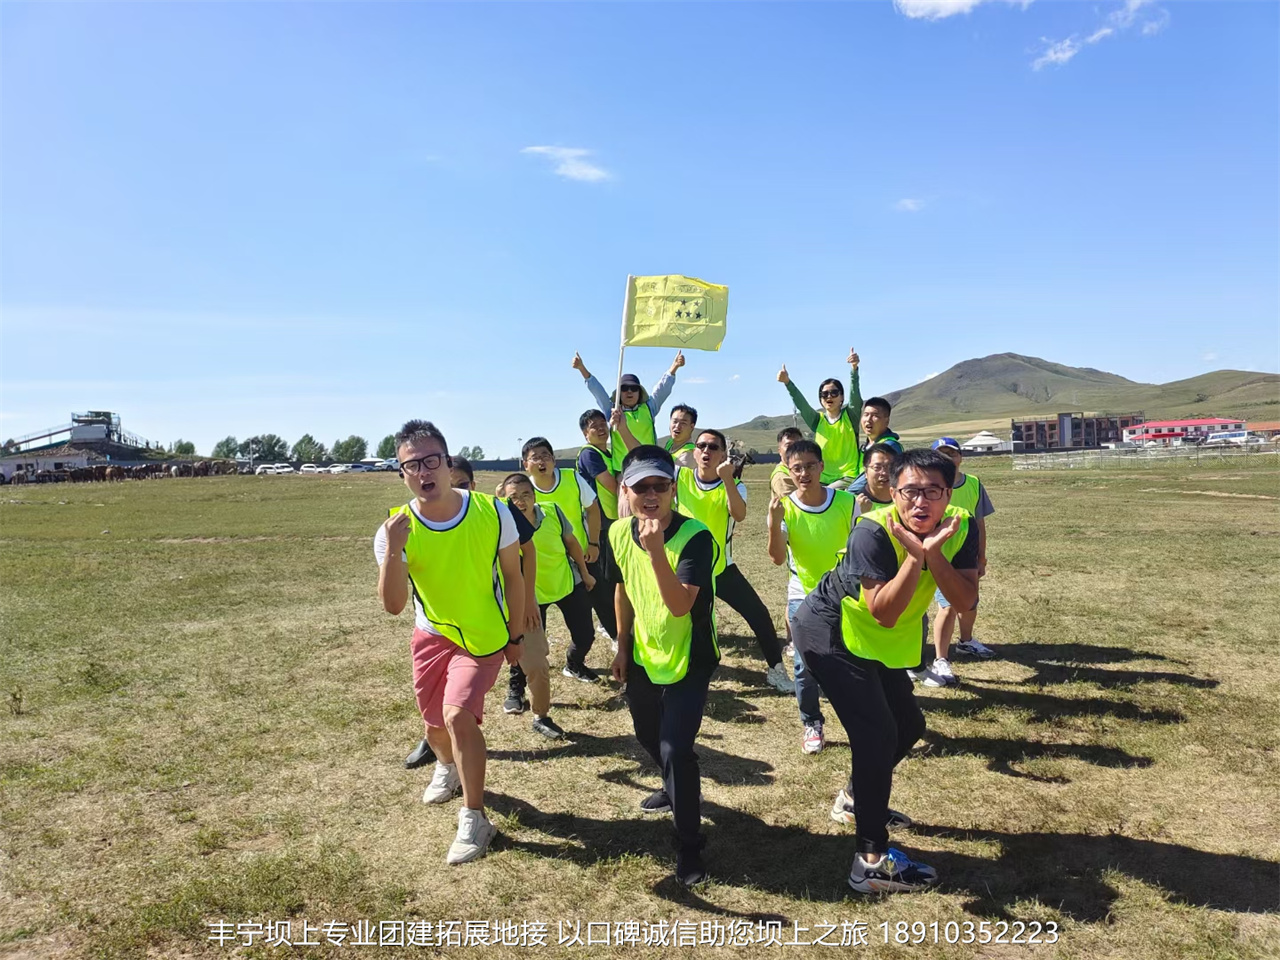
623, 275, 728, 351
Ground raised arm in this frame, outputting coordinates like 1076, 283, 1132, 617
778, 365, 819, 431
846, 349, 863, 420
574, 353, 614, 414
766, 496, 788, 566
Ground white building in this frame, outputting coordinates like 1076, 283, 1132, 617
0, 445, 102, 481
962, 431, 1013, 452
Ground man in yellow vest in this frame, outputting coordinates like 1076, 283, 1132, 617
665, 404, 699, 469
766, 440, 857, 755
521, 438, 604, 683
676, 428, 794, 693
925, 438, 996, 685
791, 448, 979, 893
777, 349, 864, 488
609, 445, 719, 889
770, 427, 804, 499
572, 350, 686, 452
576, 410, 625, 640
375, 420, 525, 865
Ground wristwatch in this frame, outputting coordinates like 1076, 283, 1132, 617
506, 634, 524, 647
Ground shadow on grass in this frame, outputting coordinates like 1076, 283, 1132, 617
488, 732, 775, 786
920, 729, 1154, 783
996, 641, 1219, 690
489, 794, 1279, 919
919, 680, 1187, 725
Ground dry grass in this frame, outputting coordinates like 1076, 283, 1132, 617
1, 463, 1278, 959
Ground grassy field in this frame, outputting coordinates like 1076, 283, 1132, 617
2, 460, 1278, 959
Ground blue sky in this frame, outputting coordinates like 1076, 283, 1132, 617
2, 0, 1276, 458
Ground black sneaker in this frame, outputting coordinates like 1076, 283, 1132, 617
676, 846, 709, 889
531, 716, 565, 740
562, 661, 601, 684
847, 847, 938, 894
503, 691, 527, 715
639, 789, 672, 814
404, 738, 436, 770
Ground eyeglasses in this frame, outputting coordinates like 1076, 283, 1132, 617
525, 451, 553, 463
819, 390, 843, 399
695, 442, 721, 452
399, 454, 446, 475
788, 460, 820, 472
893, 486, 946, 502
619, 385, 640, 393
630, 480, 672, 495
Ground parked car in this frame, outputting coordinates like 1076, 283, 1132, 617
273, 463, 295, 474
299, 464, 321, 474
374, 459, 399, 471
328, 463, 351, 474
255, 464, 278, 475
347, 463, 373, 473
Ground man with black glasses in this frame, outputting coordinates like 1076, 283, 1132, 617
675, 428, 794, 693
791, 448, 979, 893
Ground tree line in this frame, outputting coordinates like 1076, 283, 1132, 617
196, 435, 487, 462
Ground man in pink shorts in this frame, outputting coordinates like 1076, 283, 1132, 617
375, 420, 525, 864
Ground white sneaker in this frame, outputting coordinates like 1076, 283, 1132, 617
922, 658, 957, 688
422, 762, 461, 804
446, 807, 496, 864
596, 625, 611, 641
954, 638, 996, 659
765, 662, 795, 693
905, 668, 924, 683
802, 722, 825, 754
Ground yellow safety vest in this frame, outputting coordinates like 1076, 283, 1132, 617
782, 490, 856, 594
814, 410, 862, 484
674, 467, 733, 577
392, 493, 510, 656
530, 503, 575, 604
533, 468, 588, 550
609, 516, 719, 684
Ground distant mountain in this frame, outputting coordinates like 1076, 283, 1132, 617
719, 353, 1280, 451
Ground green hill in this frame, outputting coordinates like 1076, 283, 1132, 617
719, 354, 1280, 452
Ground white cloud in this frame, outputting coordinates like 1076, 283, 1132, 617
894, 198, 926, 212
894, 0, 1031, 20
1140, 8, 1170, 35
521, 146, 611, 182
729, 374, 741, 381
1033, 36, 1081, 70
917, 371, 942, 383
1203, 352, 1218, 362
684, 377, 710, 384
1086, 27, 1114, 44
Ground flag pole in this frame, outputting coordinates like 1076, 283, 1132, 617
615, 274, 635, 413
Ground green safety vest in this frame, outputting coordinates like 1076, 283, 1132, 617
782, 490, 856, 594
530, 504, 575, 605
533, 468, 588, 550
580, 442, 620, 521
770, 462, 791, 487
814, 410, 862, 484
391, 494, 510, 657
674, 467, 733, 577
616, 404, 657, 449
609, 516, 719, 684
950, 473, 981, 517
840, 504, 971, 668
666, 438, 695, 458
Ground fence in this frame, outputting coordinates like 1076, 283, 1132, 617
1012, 443, 1279, 470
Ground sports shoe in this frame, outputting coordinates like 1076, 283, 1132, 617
847, 847, 938, 894
640, 789, 672, 814
954, 638, 996, 659
829, 788, 913, 829
446, 807, 496, 865
502, 691, 527, 715
802, 722, 825, 755
421, 762, 461, 804
676, 845, 709, 889
923, 658, 957, 688
531, 715, 565, 739
764, 662, 795, 693
563, 661, 601, 684
905, 668, 924, 683
404, 738, 436, 769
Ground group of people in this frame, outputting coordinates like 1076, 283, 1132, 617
374, 347, 996, 894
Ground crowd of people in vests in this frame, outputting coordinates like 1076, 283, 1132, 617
374, 347, 995, 893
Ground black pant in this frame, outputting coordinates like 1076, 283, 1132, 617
509, 582, 599, 694
792, 609, 924, 854
714, 563, 783, 668
587, 519, 617, 640
627, 660, 715, 853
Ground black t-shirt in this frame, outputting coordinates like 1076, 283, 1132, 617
609, 513, 718, 674
800, 515, 979, 636
577, 446, 611, 495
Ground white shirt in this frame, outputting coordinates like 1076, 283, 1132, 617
373, 491, 518, 632
690, 470, 747, 567
778, 488, 860, 600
